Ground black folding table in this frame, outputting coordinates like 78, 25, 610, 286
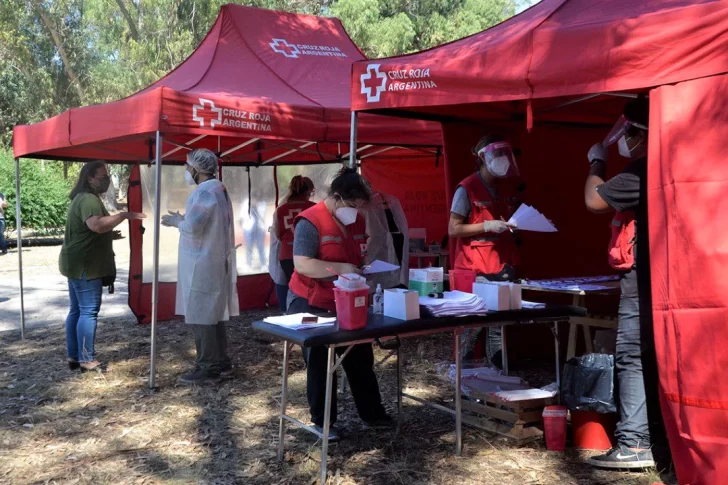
252, 304, 585, 484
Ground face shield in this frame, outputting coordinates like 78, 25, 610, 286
478, 141, 519, 178
603, 115, 649, 146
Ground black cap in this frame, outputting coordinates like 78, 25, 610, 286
623, 95, 649, 128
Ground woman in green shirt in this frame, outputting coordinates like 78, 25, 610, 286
60, 161, 144, 371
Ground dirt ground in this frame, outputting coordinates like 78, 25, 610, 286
0, 243, 675, 485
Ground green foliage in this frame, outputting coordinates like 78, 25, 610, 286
0, 149, 73, 231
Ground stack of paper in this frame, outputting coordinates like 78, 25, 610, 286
419, 290, 487, 316
263, 313, 336, 330
508, 204, 557, 232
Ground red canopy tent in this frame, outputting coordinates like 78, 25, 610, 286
351, 1, 728, 483
11, 5, 445, 388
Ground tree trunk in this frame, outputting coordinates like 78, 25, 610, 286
114, 0, 140, 41
32, 0, 85, 101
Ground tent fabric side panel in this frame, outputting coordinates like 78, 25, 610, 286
128, 165, 145, 323
128, 164, 178, 324
361, 154, 449, 249
440, 120, 623, 359
649, 75, 728, 485
440, 120, 620, 278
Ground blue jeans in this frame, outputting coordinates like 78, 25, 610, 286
615, 269, 651, 448
0, 219, 7, 252
66, 275, 103, 363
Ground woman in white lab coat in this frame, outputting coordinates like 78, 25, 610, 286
363, 192, 409, 290
162, 149, 239, 384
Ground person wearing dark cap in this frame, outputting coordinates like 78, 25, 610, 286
584, 96, 657, 469
448, 134, 524, 366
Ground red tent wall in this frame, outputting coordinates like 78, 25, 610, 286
440, 120, 627, 359
361, 155, 448, 247
649, 74, 728, 485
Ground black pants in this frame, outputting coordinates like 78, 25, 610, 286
288, 296, 387, 426
280, 259, 295, 282
191, 322, 230, 374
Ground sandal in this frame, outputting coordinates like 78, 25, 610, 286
68, 359, 80, 370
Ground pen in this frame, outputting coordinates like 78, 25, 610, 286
501, 216, 514, 234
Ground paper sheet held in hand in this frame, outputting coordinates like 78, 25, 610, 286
363, 260, 400, 274
508, 204, 557, 232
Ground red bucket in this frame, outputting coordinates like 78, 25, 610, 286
542, 405, 568, 451
572, 411, 616, 450
334, 287, 369, 330
449, 270, 476, 293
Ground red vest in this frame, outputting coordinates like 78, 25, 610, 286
288, 201, 368, 311
275, 198, 316, 260
454, 173, 519, 275
608, 210, 636, 270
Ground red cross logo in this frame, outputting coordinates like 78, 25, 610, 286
283, 208, 303, 230
360, 64, 387, 103
269, 38, 300, 59
192, 98, 222, 128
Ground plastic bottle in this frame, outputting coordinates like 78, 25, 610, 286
373, 284, 384, 314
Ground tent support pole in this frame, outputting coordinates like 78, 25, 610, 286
14, 158, 25, 339
149, 131, 163, 389
348, 112, 358, 169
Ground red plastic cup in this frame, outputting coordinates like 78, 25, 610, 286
542, 405, 568, 451
449, 269, 476, 293
571, 411, 616, 450
334, 287, 369, 330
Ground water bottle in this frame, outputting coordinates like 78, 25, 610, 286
373, 284, 384, 314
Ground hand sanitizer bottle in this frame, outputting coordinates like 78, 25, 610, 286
373, 284, 384, 314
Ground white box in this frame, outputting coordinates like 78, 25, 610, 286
409, 267, 444, 283
472, 282, 510, 311
383, 288, 420, 321
509, 283, 522, 310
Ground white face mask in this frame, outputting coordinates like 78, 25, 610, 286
184, 170, 196, 186
618, 134, 645, 159
335, 206, 358, 225
486, 156, 510, 177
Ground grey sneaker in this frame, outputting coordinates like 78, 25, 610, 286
312, 425, 341, 442
178, 368, 221, 385
588, 445, 655, 469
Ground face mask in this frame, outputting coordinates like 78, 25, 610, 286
335, 206, 358, 226
486, 156, 510, 177
184, 170, 197, 186
618, 134, 645, 159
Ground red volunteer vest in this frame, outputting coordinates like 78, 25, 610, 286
275, 198, 316, 260
608, 210, 636, 270
288, 201, 368, 311
454, 173, 519, 275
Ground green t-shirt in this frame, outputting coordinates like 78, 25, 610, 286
59, 193, 115, 280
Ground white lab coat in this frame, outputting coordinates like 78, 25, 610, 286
175, 179, 240, 325
363, 192, 409, 290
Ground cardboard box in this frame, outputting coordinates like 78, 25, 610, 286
409, 267, 444, 296
509, 283, 522, 310
472, 282, 511, 311
384, 288, 420, 321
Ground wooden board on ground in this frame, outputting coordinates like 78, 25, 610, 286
460, 390, 556, 444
